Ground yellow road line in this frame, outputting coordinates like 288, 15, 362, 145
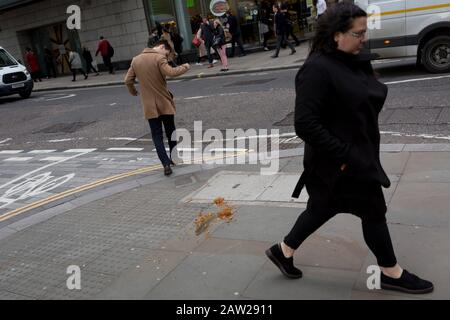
0, 151, 248, 222
369, 3, 450, 17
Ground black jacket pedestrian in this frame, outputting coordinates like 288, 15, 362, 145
226, 14, 239, 35
213, 25, 226, 48
274, 11, 289, 35
201, 22, 215, 45
292, 49, 391, 198
82, 49, 93, 64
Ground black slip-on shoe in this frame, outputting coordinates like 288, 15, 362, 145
265, 243, 302, 279
381, 270, 434, 294
164, 165, 173, 176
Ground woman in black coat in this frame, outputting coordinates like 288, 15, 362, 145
266, 3, 433, 294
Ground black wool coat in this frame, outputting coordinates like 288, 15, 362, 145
292, 49, 391, 198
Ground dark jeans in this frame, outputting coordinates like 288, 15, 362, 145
205, 42, 214, 64
148, 115, 177, 167
102, 55, 114, 73
230, 33, 245, 56
286, 27, 300, 45
274, 33, 295, 56
263, 32, 270, 48
85, 61, 98, 74
45, 62, 57, 78
284, 176, 398, 268
71, 68, 87, 80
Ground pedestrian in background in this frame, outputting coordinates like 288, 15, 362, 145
213, 19, 229, 72
266, 2, 433, 295
96, 36, 115, 74
170, 25, 184, 65
25, 47, 42, 82
124, 39, 190, 176
200, 16, 216, 68
225, 11, 246, 57
271, 4, 296, 58
82, 46, 99, 76
44, 47, 57, 78
195, 27, 208, 65
68, 48, 88, 82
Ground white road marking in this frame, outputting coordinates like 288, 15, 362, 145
64, 149, 97, 153
385, 75, 450, 85
0, 138, 12, 145
184, 96, 208, 100
0, 150, 23, 154
109, 103, 117, 106
46, 94, 76, 101
381, 131, 450, 140
107, 137, 137, 141
40, 157, 71, 162
47, 138, 84, 143
28, 150, 57, 154
3, 157, 33, 162
106, 148, 144, 152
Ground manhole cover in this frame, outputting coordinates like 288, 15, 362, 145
274, 112, 294, 126
36, 121, 96, 134
223, 78, 276, 87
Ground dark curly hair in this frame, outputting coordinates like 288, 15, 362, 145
310, 2, 367, 56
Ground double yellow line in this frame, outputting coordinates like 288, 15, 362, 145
0, 151, 248, 223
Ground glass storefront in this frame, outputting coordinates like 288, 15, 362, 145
144, 0, 338, 52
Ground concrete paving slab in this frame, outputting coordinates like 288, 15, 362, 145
243, 263, 358, 300
145, 251, 266, 300
211, 205, 300, 243
388, 182, 450, 227
256, 174, 309, 203
402, 152, 450, 182
95, 249, 189, 300
380, 151, 410, 175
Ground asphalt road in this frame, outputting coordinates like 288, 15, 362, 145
1, 58, 449, 152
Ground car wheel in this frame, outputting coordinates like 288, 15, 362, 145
19, 89, 32, 99
422, 35, 450, 73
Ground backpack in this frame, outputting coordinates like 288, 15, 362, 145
107, 42, 114, 58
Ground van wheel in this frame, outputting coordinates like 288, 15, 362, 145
422, 35, 450, 73
19, 89, 32, 99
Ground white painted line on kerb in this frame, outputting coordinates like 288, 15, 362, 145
40, 156, 71, 162
3, 157, 33, 162
64, 149, 97, 153
28, 150, 57, 154
0, 150, 23, 154
385, 75, 450, 85
107, 148, 144, 152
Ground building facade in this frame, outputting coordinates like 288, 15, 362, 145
0, 0, 337, 75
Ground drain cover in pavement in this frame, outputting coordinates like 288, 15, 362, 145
183, 171, 308, 205
223, 78, 276, 87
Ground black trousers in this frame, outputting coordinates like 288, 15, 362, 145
230, 33, 245, 56
284, 174, 398, 268
274, 33, 295, 56
71, 68, 87, 80
85, 61, 98, 74
148, 115, 177, 167
102, 55, 114, 73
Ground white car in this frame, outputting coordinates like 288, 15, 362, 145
0, 46, 34, 98
355, 0, 450, 73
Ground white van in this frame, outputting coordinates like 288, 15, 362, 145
0, 46, 34, 98
355, 0, 450, 73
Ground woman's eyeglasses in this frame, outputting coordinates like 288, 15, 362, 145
347, 30, 367, 39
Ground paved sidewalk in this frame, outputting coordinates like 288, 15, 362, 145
1, 145, 449, 300
32, 42, 310, 92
